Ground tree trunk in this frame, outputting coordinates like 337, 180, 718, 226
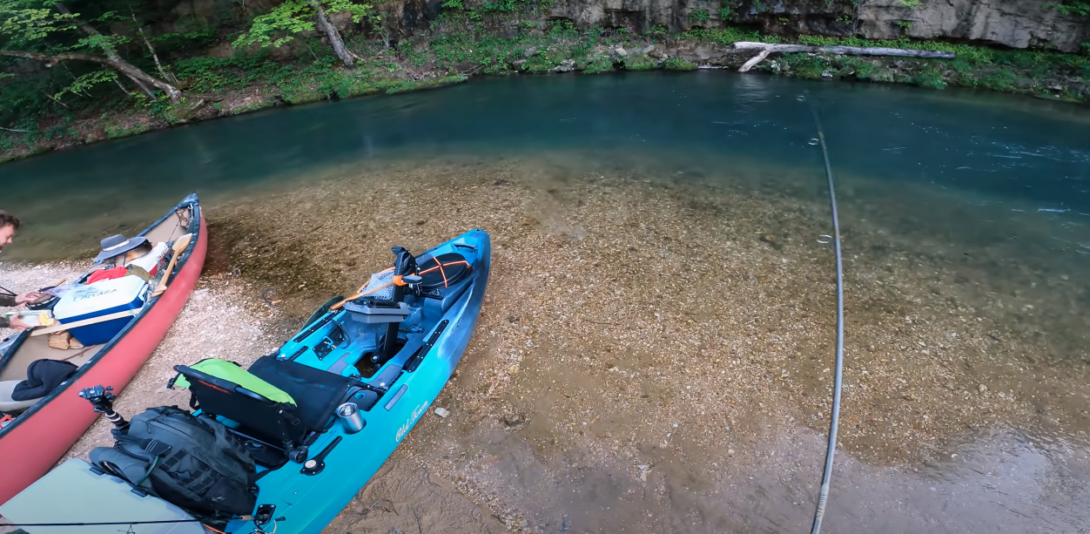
52, 1, 180, 100
131, 11, 177, 84
0, 50, 181, 101
306, 0, 354, 68
733, 41, 956, 72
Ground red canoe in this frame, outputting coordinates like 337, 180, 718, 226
0, 193, 206, 506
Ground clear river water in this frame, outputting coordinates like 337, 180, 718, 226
2, 72, 1089, 534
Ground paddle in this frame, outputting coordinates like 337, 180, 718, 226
30, 310, 139, 337
151, 233, 192, 298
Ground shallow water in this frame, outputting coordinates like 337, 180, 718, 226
3, 72, 1089, 533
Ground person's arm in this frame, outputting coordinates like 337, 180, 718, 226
0, 293, 16, 307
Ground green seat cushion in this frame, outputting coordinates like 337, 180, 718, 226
174, 359, 296, 406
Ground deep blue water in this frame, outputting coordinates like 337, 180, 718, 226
4, 72, 1089, 221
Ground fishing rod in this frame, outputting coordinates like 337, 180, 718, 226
807, 95, 846, 534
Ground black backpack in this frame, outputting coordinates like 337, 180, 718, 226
89, 406, 258, 519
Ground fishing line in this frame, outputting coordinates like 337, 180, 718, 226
8, 519, 208, 527
806, 94, 846, 534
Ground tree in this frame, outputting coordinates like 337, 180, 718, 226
0, 0, 180, 101
234, 0, 374, 68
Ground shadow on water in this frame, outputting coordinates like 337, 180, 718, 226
4, 72, 1090, 533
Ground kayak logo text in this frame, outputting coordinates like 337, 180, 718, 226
395, 401, 430, 442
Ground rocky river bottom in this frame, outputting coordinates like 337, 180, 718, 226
2, 150, 1088, 533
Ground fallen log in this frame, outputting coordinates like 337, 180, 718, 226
733, 41, 956, 72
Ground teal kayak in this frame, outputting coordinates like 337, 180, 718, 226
218, 229, 492, 534
1, 230, 490, 533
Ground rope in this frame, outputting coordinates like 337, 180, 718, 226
807, 96, 846, 534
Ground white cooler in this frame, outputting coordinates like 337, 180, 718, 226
53, 276, 148, 346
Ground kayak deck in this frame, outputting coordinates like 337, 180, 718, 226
211, 229, 491, 534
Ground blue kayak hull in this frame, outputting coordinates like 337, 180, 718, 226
227, 229, 491, 534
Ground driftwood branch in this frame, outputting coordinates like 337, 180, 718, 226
40, 90, 71, 108
734, 41, 956, 72
306, 0, 355, 68
0, 126, 30, 133
739, 49, 773, 72
51, 1, 181, 101
0, 50, 180, 101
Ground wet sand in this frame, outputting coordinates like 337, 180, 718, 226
2, 150, 1087, 533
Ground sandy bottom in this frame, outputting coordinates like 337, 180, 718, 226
2, 150, 1087, 533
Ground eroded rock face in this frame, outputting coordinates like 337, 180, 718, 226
858, 0, 1089, 52
522, 0, 1088, 52
151, 0, 1088, 54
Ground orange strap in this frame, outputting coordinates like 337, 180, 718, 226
419, 260, 471, 288
331, 281, 395, 311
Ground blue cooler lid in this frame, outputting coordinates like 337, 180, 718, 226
53, 276, 148, 322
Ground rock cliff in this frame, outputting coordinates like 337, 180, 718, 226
542, 0, 1090, 52
150, 0, 1089, 53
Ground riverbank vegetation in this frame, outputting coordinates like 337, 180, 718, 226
2, 0, 1088, 162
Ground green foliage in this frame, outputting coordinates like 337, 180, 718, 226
234, 0, 317, 48
54, 69, 118, 101
719, 5, 730, 19
783, 53, 828, 79
547, 19, 578, 39
580, 54, 614, 74
380, 74, 467, 94
103, 122, 151, 140
896, 0, 922, 9
678, 26, 778, 44
622, 53, 657, 71
689, 9, 710, 24
1053, 1, 1090, 16
0, 5, 78, 44
980, 68, 1016, 91
648, 24, 667, 42
234, 0, 374, 49
912, 65, 946, 89
664, 57, 697, 70
895, 20, 912, 30
481, 0, 527, 13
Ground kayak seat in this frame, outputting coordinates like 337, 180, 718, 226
247, 354, 358, 431
171, 361, 309, 455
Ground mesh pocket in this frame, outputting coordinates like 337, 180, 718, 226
360, 269, 396, 302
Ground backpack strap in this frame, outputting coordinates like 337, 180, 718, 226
118, 434, 173, 457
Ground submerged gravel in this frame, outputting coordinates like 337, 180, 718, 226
2, 151, 1086, 533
